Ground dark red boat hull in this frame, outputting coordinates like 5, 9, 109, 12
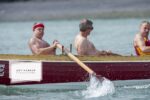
0, 60, 150, 85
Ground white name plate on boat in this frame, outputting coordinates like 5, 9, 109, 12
9, 61, 42, 83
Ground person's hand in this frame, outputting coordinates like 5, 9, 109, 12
53, 40, 60, 48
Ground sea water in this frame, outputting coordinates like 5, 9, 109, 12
0, 18, 150, 100
0, 18, 150, 55
0, 79, 150, 100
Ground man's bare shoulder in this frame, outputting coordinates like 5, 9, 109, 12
29, 37, 37, 44
136, 33, 142, 38
75, 34, 86, 45
135, 33, 143, 41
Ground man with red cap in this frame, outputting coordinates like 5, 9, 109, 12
74, 19, 119, 56
29, 23, 59, 55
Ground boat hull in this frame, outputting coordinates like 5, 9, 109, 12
0, 60, 150, 85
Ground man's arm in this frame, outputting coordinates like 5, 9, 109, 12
137, 36, 150, 53
32, 44, 56, 55
29, 39, 57, 55
97, 50, 121, 56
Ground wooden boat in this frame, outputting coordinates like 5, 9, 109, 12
0, 54, 150, 85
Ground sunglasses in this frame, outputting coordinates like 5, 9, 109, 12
88, 27, 93, 30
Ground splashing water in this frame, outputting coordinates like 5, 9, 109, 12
82, 75, 115, 98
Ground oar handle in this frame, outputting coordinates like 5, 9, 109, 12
57, 44, 95, 75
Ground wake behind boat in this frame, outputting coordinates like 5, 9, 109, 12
0, 54, 150, 85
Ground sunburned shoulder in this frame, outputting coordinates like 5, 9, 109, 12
29, 37, 37, 44
79, 38, 90, 47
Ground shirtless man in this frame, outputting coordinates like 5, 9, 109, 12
74, 19, 118, 56
134, 21, 150, 56
29, 23, 59, 55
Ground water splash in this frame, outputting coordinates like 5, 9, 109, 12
82, 75, 115, 98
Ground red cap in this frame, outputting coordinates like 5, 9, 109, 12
33, 23, 44, 31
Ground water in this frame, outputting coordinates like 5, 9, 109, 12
0, 18, 150, 55
0, 79, 150, 100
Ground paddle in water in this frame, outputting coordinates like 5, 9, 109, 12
81, 74, 115, 98
56, 44, 115, 98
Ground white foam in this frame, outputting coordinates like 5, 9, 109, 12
82, 75, 115, 98
124, 84, 150, 89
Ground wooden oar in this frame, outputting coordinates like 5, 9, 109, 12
57, 44, 95, 75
